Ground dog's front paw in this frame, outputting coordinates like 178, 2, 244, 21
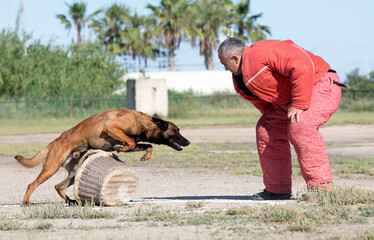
140, 153, 151, 161
113, 144, 125, 150
67, 199, 79, 206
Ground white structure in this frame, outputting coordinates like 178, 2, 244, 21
124, 70, 235, 94
133, 78, 168, 117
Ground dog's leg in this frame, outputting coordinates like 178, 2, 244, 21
57, 150, 87, 205
130, 144, 153, 161
102, 126, 136, 152
22, 156, 61, 205
22, 145, 70, 205
55, 171, 76, 205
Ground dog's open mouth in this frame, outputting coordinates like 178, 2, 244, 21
169, 141, 183, 151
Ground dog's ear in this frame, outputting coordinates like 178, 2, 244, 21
152, 114, 162, 120
152, 115, 168, 131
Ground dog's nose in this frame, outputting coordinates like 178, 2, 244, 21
185, 140, 190, 146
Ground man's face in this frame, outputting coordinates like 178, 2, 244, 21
219, 51, 242, 75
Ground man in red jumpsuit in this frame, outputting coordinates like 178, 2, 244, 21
218, 38, 343, 200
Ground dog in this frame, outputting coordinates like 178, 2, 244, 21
15, 109, 190, 205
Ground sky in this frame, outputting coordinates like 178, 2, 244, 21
1, 0, 374, 81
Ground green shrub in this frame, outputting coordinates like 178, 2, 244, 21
0, 30, 125, 118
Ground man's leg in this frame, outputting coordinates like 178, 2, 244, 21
256, 104, 292, 194
288, 72, 342, 189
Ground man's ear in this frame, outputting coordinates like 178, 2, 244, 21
152, 115, 168, 131
232, 54, 240, 64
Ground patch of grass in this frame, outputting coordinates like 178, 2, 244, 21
22, 203, 118, 220
186, 201, 205, 210
98, 225, 123, 230
360, 205, 374, 217
0, 117, 83, 135
261, 205, 297, 223
326, 110, 374, 126
232, 169, 253, 175
301, 186, 374, 206
0, 219, 23, 231
352, 230, 374, 240
184, 213, 215, 226
200, 141, 256, 151
225, 206, 256, 216
0, 142, 48, 157
331, 157, 374, 177
40, 186, 369, 237
222, 187, 374, 233
287, 217, 315, 232
126, 207, 181, 223
31, 221, 53, 230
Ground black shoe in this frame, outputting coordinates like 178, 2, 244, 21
251, 189, 291, 201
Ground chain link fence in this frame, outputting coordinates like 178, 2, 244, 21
0, 89, 373, 119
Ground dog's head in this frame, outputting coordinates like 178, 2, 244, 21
152, 114, 190, 151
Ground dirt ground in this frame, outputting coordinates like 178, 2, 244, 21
1, 124, 374, 239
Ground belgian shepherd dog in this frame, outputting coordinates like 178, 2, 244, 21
15, 109, 190, 205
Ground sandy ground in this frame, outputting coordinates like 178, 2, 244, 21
1, 124, 374, 239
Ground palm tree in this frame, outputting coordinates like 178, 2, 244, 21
188, 0, 233, 70
90, 3, 131, 55
56, 2, 101, 48
90, 4, 159, 72
147, 0, 189, 71
121, 13, 160, 71
231, 0, 271, 42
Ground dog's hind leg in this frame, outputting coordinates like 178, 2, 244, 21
56, 153, 86, 205
22, 145, 70, 205
55, 171, 76, 205
22, 157, 61, 205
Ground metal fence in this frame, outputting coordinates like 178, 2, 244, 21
0, 97, 128, 119
0, 89, 373, 119
341, 89, 374, 100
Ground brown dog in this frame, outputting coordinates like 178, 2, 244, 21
15, 109, 190, 205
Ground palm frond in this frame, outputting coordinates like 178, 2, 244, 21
56, 14, 72, 29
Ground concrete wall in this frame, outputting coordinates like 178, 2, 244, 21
124, 70, 234, 94
134, 78, 168, 117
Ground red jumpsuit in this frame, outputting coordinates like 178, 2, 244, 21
233, 40, 342, 193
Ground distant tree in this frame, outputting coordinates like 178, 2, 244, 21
90, 3, 131, 55
230, 0, 271, 42
121, 14, 160, 71
147, 0, 189, 71
56, 2, 101, 48
188, 0, 233, 70
90, 4, 159, 72
0, 31, 124, 100
346, 68, 374, 90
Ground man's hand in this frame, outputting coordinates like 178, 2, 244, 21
287, 106, 304, 123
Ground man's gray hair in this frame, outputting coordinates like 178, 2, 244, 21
218, 38, 245, 60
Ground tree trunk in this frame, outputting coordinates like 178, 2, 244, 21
76, 21, 82, 49
204, 40, 214, 70
238, 21, 244, 38
168, 48, 176, 71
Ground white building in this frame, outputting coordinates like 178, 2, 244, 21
123, 70, 235, 94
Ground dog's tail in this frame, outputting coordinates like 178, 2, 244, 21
15, 146, 50, 168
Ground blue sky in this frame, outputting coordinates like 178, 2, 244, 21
1, 0, 373, 81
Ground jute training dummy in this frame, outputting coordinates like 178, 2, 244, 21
74, 150, 138, 206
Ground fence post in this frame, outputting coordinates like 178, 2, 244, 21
126, 79, 136, 110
